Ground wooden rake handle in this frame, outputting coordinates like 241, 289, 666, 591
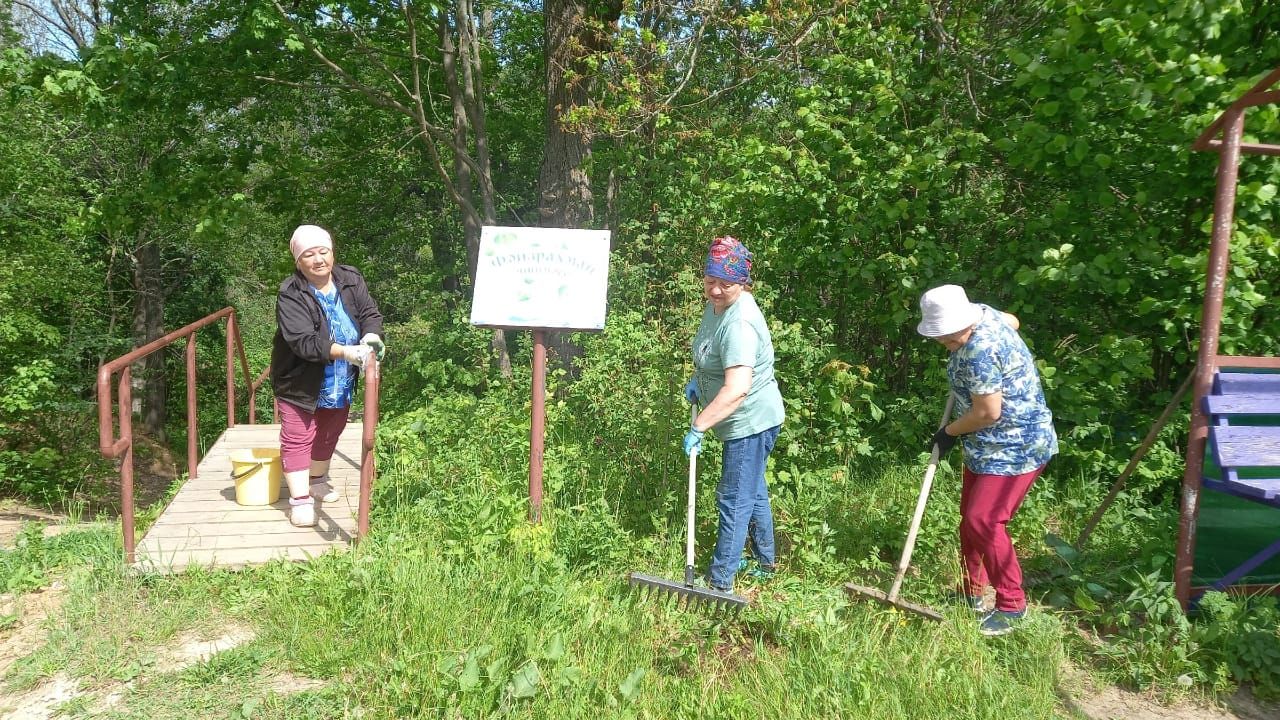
685, 403, 699, 584
887, 393, 957, 602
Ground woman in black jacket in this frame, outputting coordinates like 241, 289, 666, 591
270, 224, 385, 527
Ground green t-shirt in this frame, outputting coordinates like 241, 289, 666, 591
692, 292, 785, 441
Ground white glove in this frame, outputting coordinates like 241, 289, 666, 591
360, 333, 385, 361
339, 344, 372, 368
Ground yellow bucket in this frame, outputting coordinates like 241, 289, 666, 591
229, 448, 283, 506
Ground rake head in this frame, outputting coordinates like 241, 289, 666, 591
843, 582, 943, 622
628, 572, 748, 612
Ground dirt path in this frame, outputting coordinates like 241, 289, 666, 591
0, 585, 65, 679
0, 503, 64, 549
1062, 661, 1278, 720
0, 592, 322, 719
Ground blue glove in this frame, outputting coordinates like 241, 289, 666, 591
682, 427, 705, 456
684, 377, 699, 404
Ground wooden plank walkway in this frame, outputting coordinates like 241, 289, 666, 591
133, 424, 363, 574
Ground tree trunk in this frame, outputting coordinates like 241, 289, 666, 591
439, 8, 482, 280
537, 0, 595, 230
131, 230, 166, 441
537, 0, 621, 374
439, 3, 511, 378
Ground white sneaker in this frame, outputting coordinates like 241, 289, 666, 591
310, 475, 339, 503
289, 498, 317, 527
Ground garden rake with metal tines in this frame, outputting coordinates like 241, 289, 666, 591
628, 405, 748, 613
844, 393, 956, 622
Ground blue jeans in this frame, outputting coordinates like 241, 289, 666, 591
708, 425, 780, 589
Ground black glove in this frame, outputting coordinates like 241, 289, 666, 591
931, 427, 958, 455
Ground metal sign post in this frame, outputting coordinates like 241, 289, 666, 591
470, 226, 611, 523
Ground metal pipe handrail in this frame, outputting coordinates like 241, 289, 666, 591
358, 359, 381, 539
1192, 67, 1280, 150
97, 307, 258, 563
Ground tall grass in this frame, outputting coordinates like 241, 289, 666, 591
2, 383, 1084, 719
12, 363, 1275, 717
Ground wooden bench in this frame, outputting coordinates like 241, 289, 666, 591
1207, 416, 1280, 505
1195, 368, 1280, 599
1204, 393, 1280, 416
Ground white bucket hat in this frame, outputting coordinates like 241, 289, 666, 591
917, 284, 982, 337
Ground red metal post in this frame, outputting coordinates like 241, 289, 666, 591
1176, 108, 1245, 610
358, 360, 380, 540
529, 330, 546, 523
225, 313, 237, 427
119, 369, 136, 564
186, 337, 198, 479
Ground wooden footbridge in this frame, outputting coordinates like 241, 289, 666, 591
96, 308, 379, 573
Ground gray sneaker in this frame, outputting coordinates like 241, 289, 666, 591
979, 609, 1026, 637
309, 475, 339, 503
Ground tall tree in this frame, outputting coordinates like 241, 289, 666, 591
263, 0, 514, 375
537, 0, 622, 371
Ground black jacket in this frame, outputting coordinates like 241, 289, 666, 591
270, 264, 384, 412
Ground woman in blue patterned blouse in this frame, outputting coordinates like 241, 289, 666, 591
917, 284, 1058, 636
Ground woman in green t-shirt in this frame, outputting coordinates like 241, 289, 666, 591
682, 236, 786, 591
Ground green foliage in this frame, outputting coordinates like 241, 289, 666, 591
0, 47, 113, 501
2, 0, 1280, 711
0, 523, 118, 595
1093, 563, 1209, 690
1195, 592, 1280, 699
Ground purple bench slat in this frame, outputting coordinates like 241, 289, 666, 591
1210, 426, 1280, 468
1205, 393, 1280, 415
1204, 477, 1280, 507
1220, 475, 1280, 502
1216, 372, 1280, 394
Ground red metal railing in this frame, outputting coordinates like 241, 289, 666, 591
96, 306, 380, 563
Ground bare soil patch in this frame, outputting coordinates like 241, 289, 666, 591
0, 584, 65, 678
154, 624, 257, 672
3, 616, 323, 718
1061, 661, 1280, 720
0, 673, 79, 719
0, 504, 63, 549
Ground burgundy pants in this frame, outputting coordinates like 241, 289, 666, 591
278, 400, 350, 474
959, 464, 1044, 612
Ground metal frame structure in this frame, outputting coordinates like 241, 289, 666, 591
96, 307, 381, 564
1175, 67, 1280, 610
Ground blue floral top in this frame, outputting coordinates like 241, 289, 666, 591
311, 285, 360, 409
947, 304, 1058, 475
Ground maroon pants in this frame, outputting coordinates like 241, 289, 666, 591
278, 400, 350, 474
959, 464, 1044, 612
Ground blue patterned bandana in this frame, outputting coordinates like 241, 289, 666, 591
705, 236, 752, 284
